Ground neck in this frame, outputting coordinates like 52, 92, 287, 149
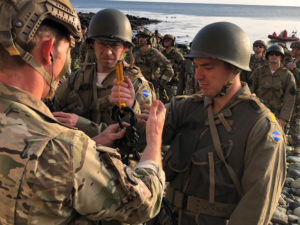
269, 62, 281, 71
0, 66, 45, 99
254, 52, 263, 58
213, 76, 242, 114
166, 47, 173, 54
141, 45, 151, 53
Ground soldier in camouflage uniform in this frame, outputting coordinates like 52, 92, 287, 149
0, 1, 166, 224
240, 40, 268, 87
287, 41, 300, 150
133, 28, 174, 103
251, 44, 296, 128
162, 34, 185, 96
53, 9, 156, 147
121, 22, 286, 225
153, 30, 164, 52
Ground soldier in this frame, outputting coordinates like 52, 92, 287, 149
251, 44, 296, 128
147, 22, 286, 225
162, 34, 185, 97
153, 30, 164, 52
0, 0, 166, 224
117, 21, 286, 225
240, 40, 268, 87
53, 8, 156, 149
287, 41, 300, 151
133, 28, 174, 103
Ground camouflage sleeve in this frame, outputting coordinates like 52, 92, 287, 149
75, 116, 107, 137
280, 72, 296, 121
156, 51, 174, 82
229, 113, 286, 225
72, 134, 164, 223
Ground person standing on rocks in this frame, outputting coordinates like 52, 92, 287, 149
118, 21, 287, 225
251, 44, 296, 129
133, 28, 174, 103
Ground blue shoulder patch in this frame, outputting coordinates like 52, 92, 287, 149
270, 130, 282, 143
141, 89, 151, 98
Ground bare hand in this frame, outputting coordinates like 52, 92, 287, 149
92, 123, 126, 147
110, 76, 135, 108
145, 100, 166, 146
53, 111, 79, 127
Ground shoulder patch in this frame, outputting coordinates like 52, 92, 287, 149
269, 130, 282, 143
141, 89, 151, 98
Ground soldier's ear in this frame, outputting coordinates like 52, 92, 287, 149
41, 38, 54, 65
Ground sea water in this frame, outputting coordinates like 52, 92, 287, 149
70, 0, 300, 47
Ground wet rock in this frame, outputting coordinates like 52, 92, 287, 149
288, 156, 300, 163
288, 214, 299, 223
271, 207, 288, 224
292, 179, 300, 189
77, 12, 161, 31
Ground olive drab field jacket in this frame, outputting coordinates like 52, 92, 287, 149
54, 62, 156, 138
160, 83, 286, 225
251, 65, 296, 122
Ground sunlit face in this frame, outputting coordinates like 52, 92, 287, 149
163, 38, 172, 48
267, 52, 282, 64
193, 57, 234, 98
253, 44, 265, 55
93, 40, 127, 73
137, 35, 148, 47
53, 37, 70, 80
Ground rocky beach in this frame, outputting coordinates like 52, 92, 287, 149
78, 12, 161, 31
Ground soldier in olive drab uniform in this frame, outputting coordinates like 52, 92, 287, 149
162, 34, 185, 96
53, 9, 156, 157
240, 40, 268, 87
251, 44, 296, 128
133, 28, 174, 103
0, 1, 166, 224
118, 22, 286, 225
287, 41, 300, 150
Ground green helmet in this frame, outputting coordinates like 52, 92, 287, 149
185, 22, 251, 71
87, 8, 133, 46
291, 41, 300, 49
137, 28, 153, 37
266, 44, 285, 59
0, 0, 82, 56
253, 40, 268, 49
163, 34, 176, 46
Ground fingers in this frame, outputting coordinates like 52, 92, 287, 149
124, 76, 134, 89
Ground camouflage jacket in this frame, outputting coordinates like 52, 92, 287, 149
133, 47, 174, 83
251, 65, 296, 121
54, 62, 156, 138
161, 84, 286, 225
162, 48, 185, 79
0, 82, 164, 225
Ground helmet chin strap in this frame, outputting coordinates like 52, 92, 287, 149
14, 43, 70, 98
214, 72, 237, 98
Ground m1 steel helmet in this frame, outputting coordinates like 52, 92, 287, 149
185, 22, 251, 71
253, 40, 268, 49
266, 44, 285, 59
87, 8, 133, 46
163, 34, 176, 46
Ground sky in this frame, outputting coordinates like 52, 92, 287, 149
115, 0, 300, 7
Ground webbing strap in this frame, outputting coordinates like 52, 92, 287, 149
207, 104, 242, 197
208, 152, 215, 204
166, 185, 236, 218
